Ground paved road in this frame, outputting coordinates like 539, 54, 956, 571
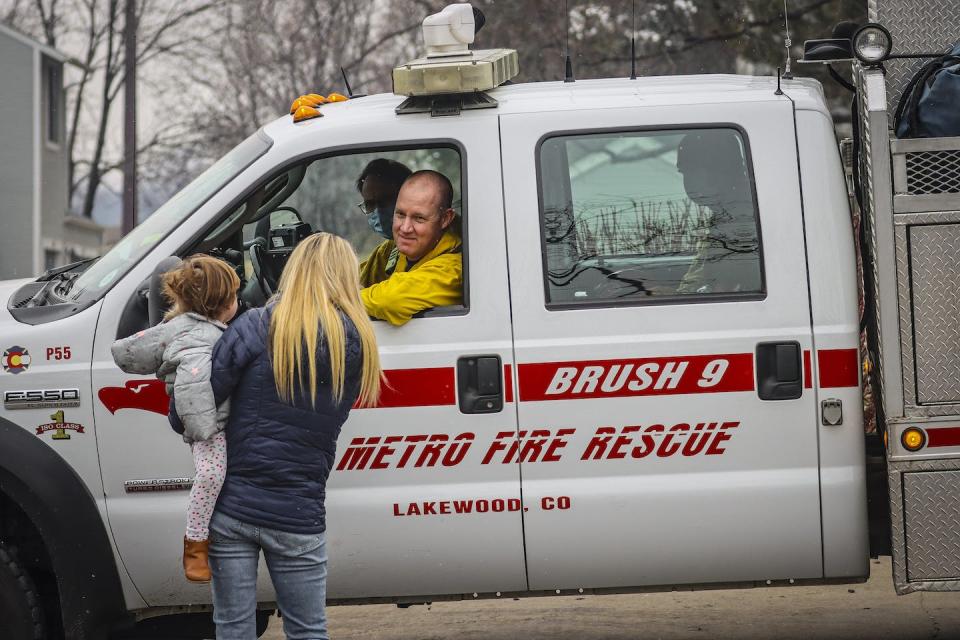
262, 557, 960, 639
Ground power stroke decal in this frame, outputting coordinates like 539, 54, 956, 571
336, 421, 740, 472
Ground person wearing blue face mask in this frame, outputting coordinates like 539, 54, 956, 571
357, 159, 412, 287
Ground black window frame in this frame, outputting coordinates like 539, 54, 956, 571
43, 58, 62, 146
180, 138, 470, 321
534, 123, 767, 311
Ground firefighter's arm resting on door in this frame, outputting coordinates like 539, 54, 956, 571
361, 228, 462, 326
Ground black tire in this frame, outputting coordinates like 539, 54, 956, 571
0, 543, 45, 640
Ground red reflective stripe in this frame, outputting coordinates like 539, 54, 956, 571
504, 364, 514, 403
356, 367, 456, 409
817, 348, 859, 388
517, 353, 755, 402
926, 426, 960, 448
803, 350, 812, 389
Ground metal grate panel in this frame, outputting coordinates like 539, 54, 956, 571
903, 470, 960, 581
906, 150, 960, 195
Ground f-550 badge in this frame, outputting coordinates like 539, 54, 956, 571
4, 388, 80, 410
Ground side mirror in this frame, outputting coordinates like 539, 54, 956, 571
800, 38, 855, 64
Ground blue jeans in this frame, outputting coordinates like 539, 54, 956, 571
209, 510, 328, 640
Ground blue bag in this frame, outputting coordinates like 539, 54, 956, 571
894, 43, 960, 138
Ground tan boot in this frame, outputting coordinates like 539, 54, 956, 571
183, 537, 211, 583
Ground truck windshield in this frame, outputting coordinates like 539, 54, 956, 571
66, 130, 273, 304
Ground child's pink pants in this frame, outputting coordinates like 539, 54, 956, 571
186, 431, 227, 541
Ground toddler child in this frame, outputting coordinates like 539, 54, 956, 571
111, 255, 239, 582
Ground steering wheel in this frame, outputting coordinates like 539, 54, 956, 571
246, 206, 307, 299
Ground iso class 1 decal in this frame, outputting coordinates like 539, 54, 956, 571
4, 388, 81, 410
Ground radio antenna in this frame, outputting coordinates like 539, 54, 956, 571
781, 0, 794, 79
564, 0, 575, 82
341, 66, 366, 99
629, 0, 637, 79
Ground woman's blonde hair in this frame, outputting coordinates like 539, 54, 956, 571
270, 233, 381, 408
162, 255, 239, 320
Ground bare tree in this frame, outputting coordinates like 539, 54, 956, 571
169, 0, 432, 161
2, 0, 224, 218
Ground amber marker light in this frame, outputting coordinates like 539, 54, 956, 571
290, 94, 327, 113
326, 92, 348, 102
900, 427, 926, 452
293, 105, 323, 123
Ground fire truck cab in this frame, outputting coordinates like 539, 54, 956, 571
0, 1, 958, 638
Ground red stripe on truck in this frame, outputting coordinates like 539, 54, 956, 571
357, 367, 456, 409
817, 349, 859, 388
926, 426, 960, 448
517, 353, 755, 402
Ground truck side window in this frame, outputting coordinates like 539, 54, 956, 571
537, 127, 764, 307
194, 145, 466, 318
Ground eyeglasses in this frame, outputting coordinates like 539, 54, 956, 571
393, 210, 444, 227
356, 201, 376, 215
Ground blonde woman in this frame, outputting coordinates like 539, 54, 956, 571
193, 233, 381, 639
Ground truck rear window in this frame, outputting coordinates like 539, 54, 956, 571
537, 127, 764, 307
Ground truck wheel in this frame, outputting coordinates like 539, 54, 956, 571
0, 544, 45, 640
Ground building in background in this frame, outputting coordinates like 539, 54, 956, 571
0, 23, 104, 279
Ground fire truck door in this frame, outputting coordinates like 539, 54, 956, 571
499, 101, 823, 590
91, 111, 525, 604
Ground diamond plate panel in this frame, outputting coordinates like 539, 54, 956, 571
909, 224, 960, 404
857, 66, 886, 401
869, 0, 960, 121
896, 222, 915, 404
890, 458, 960, 593
896, 212, 960, 416
903, 470, 960, 580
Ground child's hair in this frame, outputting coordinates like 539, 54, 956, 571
162, 255, 240, 321
269, 233, 382, 408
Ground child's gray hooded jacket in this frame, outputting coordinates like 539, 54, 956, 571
111, 312, 229, 443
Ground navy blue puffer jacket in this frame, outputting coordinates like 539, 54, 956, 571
209, 305, 362, 534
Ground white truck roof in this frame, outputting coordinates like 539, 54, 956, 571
262, 75, 831, 144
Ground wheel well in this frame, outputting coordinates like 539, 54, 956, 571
0, 417, 127, 639
0, 491, 63, 638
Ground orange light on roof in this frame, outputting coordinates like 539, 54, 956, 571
901, 427, 926, 452
326, 92, 348, 102
293, 105, 323, 123
290, 94, 327, 113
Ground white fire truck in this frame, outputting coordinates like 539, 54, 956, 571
1, 1, 959, 638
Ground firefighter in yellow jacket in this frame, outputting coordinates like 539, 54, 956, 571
360, 170, 462, 326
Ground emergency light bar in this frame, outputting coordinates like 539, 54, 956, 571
393, 48, 519, 97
